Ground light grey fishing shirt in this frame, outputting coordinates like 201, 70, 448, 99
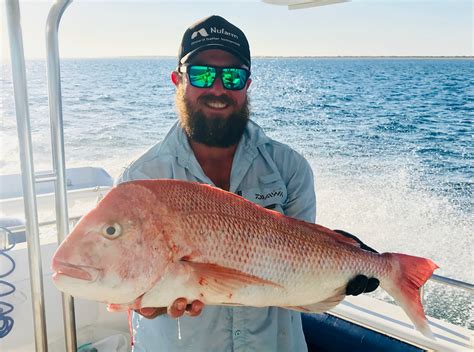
117, 120, 316, 352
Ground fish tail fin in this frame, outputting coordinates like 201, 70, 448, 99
381, 253, 438, 339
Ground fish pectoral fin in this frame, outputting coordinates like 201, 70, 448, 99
107, 294, 146, 312
181, 260, 282, 295
285, 292, 346, 313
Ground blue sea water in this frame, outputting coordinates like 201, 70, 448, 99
1, 58, 473, 328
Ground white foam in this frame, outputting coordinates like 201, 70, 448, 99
310, 157, 473, 283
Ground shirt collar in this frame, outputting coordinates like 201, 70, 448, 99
167, 120, 271, 184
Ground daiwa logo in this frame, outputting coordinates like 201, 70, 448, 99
191, 28, 209, 39
255, 190, 284, 201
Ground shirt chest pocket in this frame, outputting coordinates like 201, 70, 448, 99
237, 173, 287, 214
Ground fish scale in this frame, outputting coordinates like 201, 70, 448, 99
51, 179, 438, 338
182, 214, 309, 283
181, 210, 367, 288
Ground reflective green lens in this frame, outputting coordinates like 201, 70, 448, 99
221, 68, 248, 90
188, 66, 217, 88
186, 65, 249, 90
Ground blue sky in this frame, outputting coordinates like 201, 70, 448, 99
2, 0, 473, 59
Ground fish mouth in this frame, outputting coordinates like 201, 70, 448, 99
52, 261, 99, 282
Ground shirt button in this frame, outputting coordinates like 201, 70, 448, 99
234, 330, 241, 337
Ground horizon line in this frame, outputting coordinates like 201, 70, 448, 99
20, 55, 474, 60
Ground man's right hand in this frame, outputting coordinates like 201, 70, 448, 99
136, 298, 204, 319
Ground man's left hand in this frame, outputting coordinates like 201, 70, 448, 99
333, 229, 380, 296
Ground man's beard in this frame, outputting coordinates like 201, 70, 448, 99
176, 86, 250, 148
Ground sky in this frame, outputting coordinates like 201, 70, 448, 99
1, 0, 473, 60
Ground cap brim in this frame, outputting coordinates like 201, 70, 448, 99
180, 44, 250, 68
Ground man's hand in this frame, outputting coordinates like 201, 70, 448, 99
334, 229, 380, 296
168, 298, 205, 318
135, 298, 204, 319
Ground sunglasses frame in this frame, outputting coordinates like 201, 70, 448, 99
178, 64, 251, 91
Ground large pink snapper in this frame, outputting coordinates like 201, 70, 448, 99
52, 180, 438, 337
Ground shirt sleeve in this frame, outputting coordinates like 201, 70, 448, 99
115, 168, 129, 185
115, 155, 161, 185
283, 156, 316, 223
115, 166, 140, 185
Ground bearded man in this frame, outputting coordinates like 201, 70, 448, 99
118, 15, 377, 352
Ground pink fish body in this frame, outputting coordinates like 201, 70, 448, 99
52, 180, 438, 337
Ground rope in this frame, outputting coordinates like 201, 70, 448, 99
0, 226, 16, 338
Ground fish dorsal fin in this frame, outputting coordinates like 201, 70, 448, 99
181, 260, 282, 296
294, 221, 361, 248
324, 228, 361, 247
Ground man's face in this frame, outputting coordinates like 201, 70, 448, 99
173, 49, 252, 147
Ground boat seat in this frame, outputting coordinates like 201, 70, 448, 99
302, 313, 424, 352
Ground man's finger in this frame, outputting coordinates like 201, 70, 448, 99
168, 297, 188, 318
346, 275, 368, 296
136, 307, 166, 319
186, 300, 204, 317
365, 278, 380, 293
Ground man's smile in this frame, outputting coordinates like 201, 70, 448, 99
205, 100, 229, 109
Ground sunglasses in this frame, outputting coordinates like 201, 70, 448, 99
178, 65, 250, 91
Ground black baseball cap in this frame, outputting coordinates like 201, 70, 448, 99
178, 15, 251, 69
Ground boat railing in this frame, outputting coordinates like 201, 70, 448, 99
45, 1, 76, 349
1, 217, 81, 244
429, 274, 473, 292
5, 0, 76, 350
6, 1, 49, 350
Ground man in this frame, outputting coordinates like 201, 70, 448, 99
118, 15, 378, 352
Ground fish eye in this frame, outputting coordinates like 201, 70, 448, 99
102, 223, 122, 240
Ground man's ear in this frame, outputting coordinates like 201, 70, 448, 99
245, 78, 252, 90
171, 71, 181, 86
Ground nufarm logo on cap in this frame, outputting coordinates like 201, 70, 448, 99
210, 27, 238, 40
191, 28, 209, 39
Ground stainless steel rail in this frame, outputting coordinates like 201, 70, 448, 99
45, 0, 77, 350
5, 1, 48, 350
35, 173, 58, 183
4, 216, 82, 238
430, 274, 474, 292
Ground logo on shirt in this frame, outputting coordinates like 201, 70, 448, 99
255, 190, 284, 201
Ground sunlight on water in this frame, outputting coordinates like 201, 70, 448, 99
309, 157, 473, 329
312, 157, 472, 282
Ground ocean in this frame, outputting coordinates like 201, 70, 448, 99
1, 57, 473, 328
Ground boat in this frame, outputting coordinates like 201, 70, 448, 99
2, 0, 473, 351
